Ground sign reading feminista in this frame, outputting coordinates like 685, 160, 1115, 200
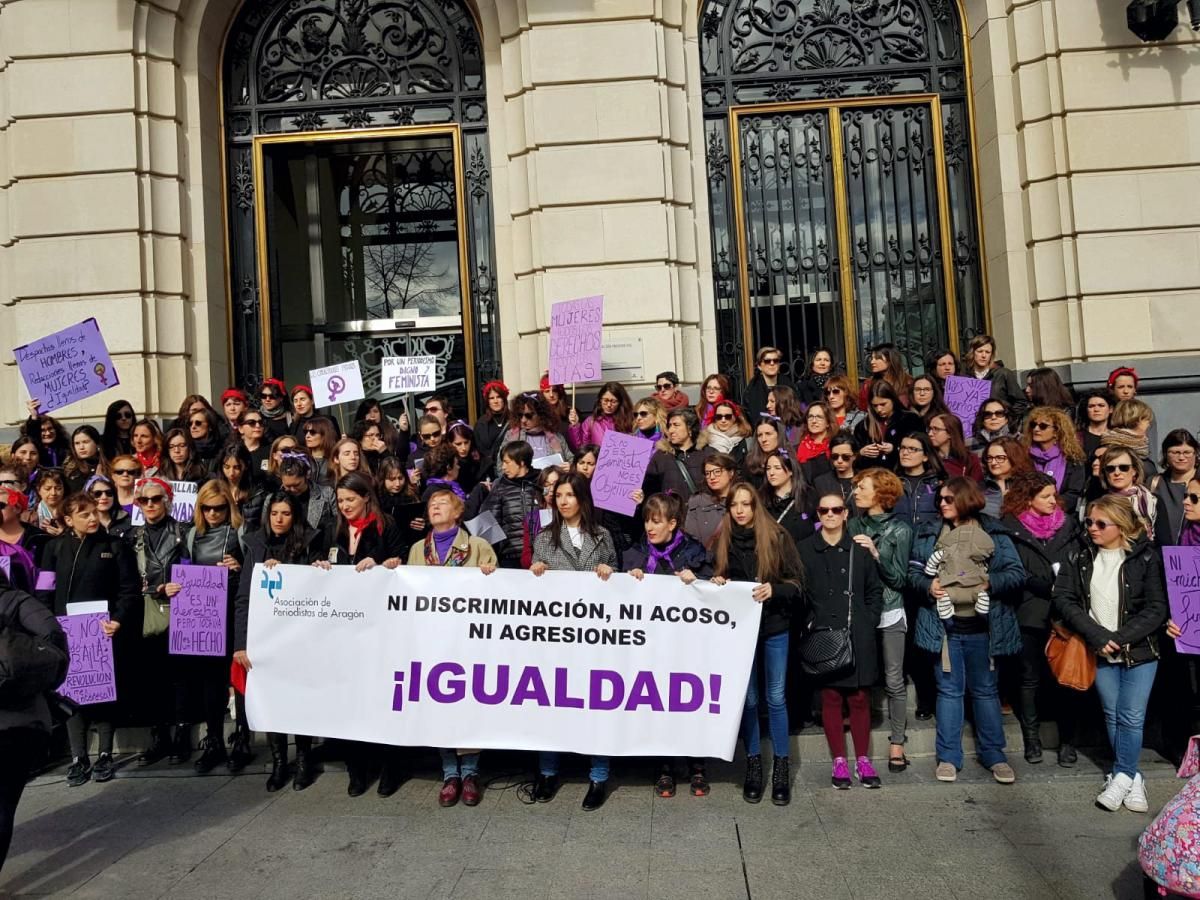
245, 565, 762, 759
15, 318, 119, 413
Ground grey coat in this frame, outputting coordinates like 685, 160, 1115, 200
532, 523, 618, 573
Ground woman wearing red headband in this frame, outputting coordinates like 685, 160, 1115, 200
0, 486, 40, 593
474, 380, 510, 471
257, 378, 292, 441
290, 385, 316, 439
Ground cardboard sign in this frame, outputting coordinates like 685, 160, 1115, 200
169, 564, 229, 656
56, 613, 117, 705
381, 356, 438, 394
942, 375, 992, 438
308, 360, 366, 407
1164, 547, 1200, 654
548, 295, 603, 385
591, 431, 655, 516
15, 318, 119, 413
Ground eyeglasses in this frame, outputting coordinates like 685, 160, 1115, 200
816, 505, 846, 515
113, 468, 140, 476
168, 443, 188, 451
1084, 518, 1115, 530
635, 410, 652, 418
1031, 422, 1054, 431
704, 468, 727, 478
136, 495, 166, 506
189, 419, 206, 428
90, 489, 114, 499
927, 425, 947, 434
831, 452, 854, 461
242, 419, 264, 427
654, 383, 674, 391
200, 504, 229, 513
0, 478, 20, 488
898, 445, 922, 454
1105, 464, 1133, 474
983, 410, 1006, 419
761, 357, 782, 365
714, 413, 734, 422
1186, 493, 1200, 505
1168, 448, 1196, 456
519, 412, 536, 421
986, 454, 1009, 464
937, 495, 956, 506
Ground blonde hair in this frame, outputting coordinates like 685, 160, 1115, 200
1111, 399, 1154, 430
1086, 495, 1144, 550
193, 480, 243, 533
634, 397, 671, 452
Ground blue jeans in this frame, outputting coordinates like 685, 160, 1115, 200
539, 752, 610, 783
741, 632, 789, 758
1094, 659, 1158, 778
439, 749, 480, 781
933, 631, 1007, 769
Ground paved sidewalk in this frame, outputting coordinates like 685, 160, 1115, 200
1, 746, 1183, 899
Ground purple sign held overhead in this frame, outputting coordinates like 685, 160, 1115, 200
170, 564, 228, 657
1163, 547, 1200, 654
942, 375, 992, 438
591, 431, 655, 517
14, 318, 119, 413
56, 613, 117, 705
549, 295, 603, 385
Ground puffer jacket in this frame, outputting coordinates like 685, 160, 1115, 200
908, 514, 1026, 657
1051, 536, 1168, 666
481, 472, 540, 563
849, 511, 913, 617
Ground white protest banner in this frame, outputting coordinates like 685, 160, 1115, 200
308, 360, 366, 407
129, 480, 199, 526
381, 356, 437, 394
246, 565, 762, 760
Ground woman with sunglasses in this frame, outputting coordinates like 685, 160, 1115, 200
712, 482, 804, 804
854, 381, 923, 472
849, 468, 914, 772
529, 472, 619, 811
1077, 389, 1115, 461
633, 397, 669, 447
824, 375, 866, 432
703, 399, 752, 463
101, 399, 137, 460
63, 425, 108, 494
186, 407, 225, 468
910, 477, 1024, 785
684, 452, 738, 549
1000, 472, 1082, 767
1163, 479, 1200, 767
1151, 430, 1199, 546
301, 416, 338, 488
567, 381, 634, 451
765, 385, 805, 447
813, 433, 861, 516
971, 399, 1014, 456
982, 436, 1034, 518
234, 491, 325, 791
315, 471, 405, 797
1021, 406, 1087, 513
181, 481, 247, 774
800, 492, 885, 789
108, 455, 143, 516
1097, 445, 1158, 536
910, 375, 951, 425
86, 474, 131, 538
495, 393, 573, 476
173, 394, 218, 432
797, 346, 836, 405
1054, 495, 1167, 812
236, 411, 271, 475
694, 373, 733, 429
744, 347, 798, 422
652, 371, 690, 411
131, 418, 164, 477
160, 428, 209, 485
928, 413, 984, 483
256, 378, 292, 441
0, 488, 42, 592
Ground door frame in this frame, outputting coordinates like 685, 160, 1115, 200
250, 124, 478, 419
726, 94, 960, 386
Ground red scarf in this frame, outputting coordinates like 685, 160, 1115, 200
349, 513, 380, 535
796, 433, 830, 463
136, 449, 160, 472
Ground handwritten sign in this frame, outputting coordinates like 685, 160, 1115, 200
130, 480, 199, 527
56, 613, 117, 705
1164, 547, 1200, 654
549, 295, 603, 385
14, 318, 119, 413
308, 360, 366, 408
381, 356, 437, 394
942, 375, 992, 438
591, 431, 655, 517
169, 564, 229, 656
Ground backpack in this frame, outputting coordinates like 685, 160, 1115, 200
0, 591, 69, 706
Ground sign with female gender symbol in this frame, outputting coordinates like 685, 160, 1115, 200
308, 360, 366, 407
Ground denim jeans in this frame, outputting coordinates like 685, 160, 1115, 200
1094, 659, 1158, 778
933, 630, 1007, 769
539, 752, 610, 783
439, 749, 480, 781
741, 632, 790, 758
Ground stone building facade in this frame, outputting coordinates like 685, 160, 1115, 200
0, 0, 1197, 424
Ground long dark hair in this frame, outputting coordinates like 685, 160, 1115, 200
334, 471, 383, 541
353, 399, 399, 450
260, 491, 311, 563
713, 482, 801, 587
593, 381, 635, 433
64, 425, 106, 482
865, 380, 903, 444
898, 430, 945, 478
161, 427, 206, 482
930, 412, 971, 467
1026, 367, 1074, 410
217, 442, 255, 499
102, 399, 136, 459
548, 472, 602, 551
511, 392, 558, 434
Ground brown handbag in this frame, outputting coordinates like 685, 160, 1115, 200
1045, 623, 1096, 691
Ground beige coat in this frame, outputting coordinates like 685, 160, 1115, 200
406, 527, 498, 568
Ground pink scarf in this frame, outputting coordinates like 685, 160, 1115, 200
1018, 506, 1065, 541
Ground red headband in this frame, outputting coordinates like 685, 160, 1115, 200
292, 384, 313, 399
1107, 367, 1138, 389
221, 388, 248, 404
135, 477, 174, 503
2, 489, 27, 513
482, 380, 509, 399
261, 378, 286, 396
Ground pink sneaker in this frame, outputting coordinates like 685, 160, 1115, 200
831, 757, 851, 790
856, 757, 882, 789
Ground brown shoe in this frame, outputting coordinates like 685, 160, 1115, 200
935, 762, 957, 782
990, 762, 1016, 784
461, 774, 482, 807
438, 777, 461, 807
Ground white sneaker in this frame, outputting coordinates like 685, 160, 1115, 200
1096, 772, 1134, 811
1123, 773, 1149, 812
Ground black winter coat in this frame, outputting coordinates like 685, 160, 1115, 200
328, 516, 405, 567
0, 588, 67, 734
763, 492, 816, 546
721, 525, 802, 638
743, 373, 798, 422
644, 444, 714, 504
1002, 513, 1081, 630
482, 472, 540, 563
474, 414, 509, 470
853, 411, 925, 471
1051, 536, 1168, 665
38, 531, 140, 625
622, 531, 713, 578
233, 526, 324, 652
798, 532, 883, 688
812, 472, 858, 516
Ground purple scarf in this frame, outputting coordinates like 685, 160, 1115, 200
1028, 444, 1067, 490
426, 477, 466, 500
1018, 507, 1065, 541
645, 530, 685, 574
1180, 521, 1200, 546
432, 528, 458, 563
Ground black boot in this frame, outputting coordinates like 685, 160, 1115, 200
292, 737, 315, 791
771, 756, 791, 806
139, 726, 171, 766
194, 733, 228, 774
377, 750, 404, 797
227, 728, 255, 773
1023, 731, 1044, 764
743, 754, 764, 803
168, 724, 192, 764
266, 734, 289, 792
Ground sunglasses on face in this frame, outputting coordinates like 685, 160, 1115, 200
303, 427, 318, 435
761, 357, 782, 365
636, 410, 652, 418
937, 495, 955, 505
189, 419, 206, 428
201, 504, 229, 513
116, 411, 134, 420
1186, 493, 1200, 505
1105, 464, 1133, 474
983, 410, 1006, 419
90, 489, 114, 499
0, 479, 19, 488
243, 419, 263, 427
825, 388, 843, 395
260, 393, 279, 400
420, 432, 441, 440
137, 495, 166, 506
817, 505, 845, 515
1031, 422, 1054, 431
519, 412, 536, 421
113, 468, 140, 476
425, 407, 443, 416
1084, 518, 1115, 530
831, 452, 854, 461
714, 413, 734, 422
655, 383, 674, 391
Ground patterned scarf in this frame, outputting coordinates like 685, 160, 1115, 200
424, 529, 468, 566
1103, 428, 1150, 460
645, 530, 685, 574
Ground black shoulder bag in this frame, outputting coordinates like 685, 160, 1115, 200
797, 548, 855, 678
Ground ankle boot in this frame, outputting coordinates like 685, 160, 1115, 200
194, 733, 227, 774
292, 737, 315, 791
169, 724, 192, 764
227, 728, 254, 773
266, 734, 290, 792
1022, 727, 1043, 764
743, 754, 764, 804
139, 726, 171, 766
771, 756, 791, 806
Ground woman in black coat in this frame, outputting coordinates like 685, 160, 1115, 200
798, 492, 884, 789
38, 492, 140, 787
760, 449, 816, 545
854, 381, 924, 472
1000, 472, 1082, 767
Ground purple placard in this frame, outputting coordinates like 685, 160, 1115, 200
169, 564, 228, 657
1164, 547, 1200, 654
591, 431, 655, 517
14, 318, 119, 413
548, 295, 603, 385
56, 613, 117, 705
942, 375, 992, 438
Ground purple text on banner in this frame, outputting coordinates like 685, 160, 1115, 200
591, 430, 656, 517
56, 613, 117, 705
942, 375, 992, 438
548, 295, 603, 386
170, 564, 228, 657
14, 318, 119, 414
1163, 547, 1200, 655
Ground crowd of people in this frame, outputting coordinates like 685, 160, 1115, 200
3, 337, 1198, 855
